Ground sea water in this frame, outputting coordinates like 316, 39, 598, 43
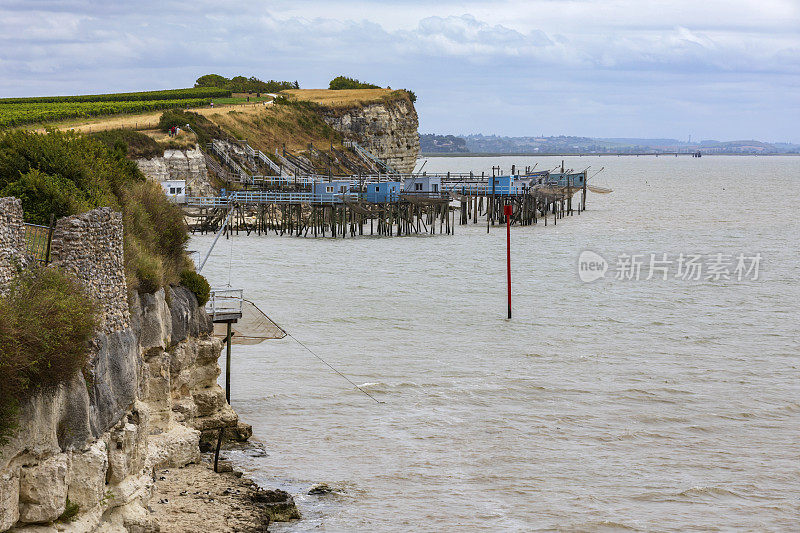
193, 155, 799, 531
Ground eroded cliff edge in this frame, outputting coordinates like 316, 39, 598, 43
317, 95, 420, 174
0, 199, 242, 532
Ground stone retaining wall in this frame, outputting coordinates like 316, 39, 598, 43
0, 204, 240, 532
0, 197, 26, 289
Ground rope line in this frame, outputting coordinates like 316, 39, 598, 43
286, 332, 384, 404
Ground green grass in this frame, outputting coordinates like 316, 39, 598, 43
211, 97, 272, 105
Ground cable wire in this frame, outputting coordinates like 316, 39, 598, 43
286, 332, 385, 404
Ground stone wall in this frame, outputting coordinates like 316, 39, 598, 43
49, 208, 130, 334
136, 147, 215, 197
0, 205, 240, 532
0, 198, 26, 288
320, 96, 420, 174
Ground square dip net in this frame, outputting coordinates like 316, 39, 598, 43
213, 299, 286, 344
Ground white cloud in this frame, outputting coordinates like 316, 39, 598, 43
0, 1, 797, 140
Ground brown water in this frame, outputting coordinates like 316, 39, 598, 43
194, 155, 799, 532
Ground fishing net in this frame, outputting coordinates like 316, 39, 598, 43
213, 299, 286, 344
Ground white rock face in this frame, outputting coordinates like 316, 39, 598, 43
67, 440, 108, 511
18, 454, 68, 524
136, 146, 215, 197
147, 425, 200, 469
322, 97, 420, 174
0, 469, 20, 530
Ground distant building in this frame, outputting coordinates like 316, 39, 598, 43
403, 176, 441, 194
161, 179, 186, 204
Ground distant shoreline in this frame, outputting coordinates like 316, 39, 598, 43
419, 152, 799, 157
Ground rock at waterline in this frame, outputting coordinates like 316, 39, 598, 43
252, 488, 301, 521
307, 483, 333, 495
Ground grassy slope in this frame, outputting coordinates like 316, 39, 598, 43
279, 88, 408, 109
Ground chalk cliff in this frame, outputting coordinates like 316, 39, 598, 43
320, 96, 420, 174
0, 201, 240, 532
135, 147, 215, 197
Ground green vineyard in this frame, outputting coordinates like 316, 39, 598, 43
0, 87, 233, 128
0, 87, 230, 104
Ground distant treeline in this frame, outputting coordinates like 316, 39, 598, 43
420, 134, 469, 153
421, 133, 800, 154
195, 74, 298, 94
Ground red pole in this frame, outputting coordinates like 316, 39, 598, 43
504, 204, 512, 319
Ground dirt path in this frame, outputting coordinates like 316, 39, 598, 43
37, 102, 272, 134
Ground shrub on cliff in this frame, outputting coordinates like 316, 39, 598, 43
0, 129, 189, 293
122, 180, 189, 292
329, 76, 381, 90
158, 109, 229, 146
0, 267, 97, 444
90, 129, 162, 159
180, 269, 210, 306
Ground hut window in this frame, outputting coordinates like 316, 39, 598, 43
432, 184, 439, 192
375, 186, 380, 191
415, 183, 423, 191
326, 186, 334, 193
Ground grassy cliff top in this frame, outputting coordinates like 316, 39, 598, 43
279, 89, 410, 108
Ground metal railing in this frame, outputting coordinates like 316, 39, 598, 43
209, 141, 252, 184
187, 190, 361, 207
24, 222, 54, 264
206, 288, 244, 321
343, 140, 399, 175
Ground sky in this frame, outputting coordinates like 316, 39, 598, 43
1, 0, 798, 142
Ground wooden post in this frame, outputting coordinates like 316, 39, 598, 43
225, 321, 232, 404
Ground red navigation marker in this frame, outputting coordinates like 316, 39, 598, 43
504, 204, 513, 319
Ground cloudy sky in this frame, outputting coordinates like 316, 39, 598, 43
1, 0, 798, 141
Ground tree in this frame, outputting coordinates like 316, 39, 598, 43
194, 74, 229, 88
329, 76, 381, 90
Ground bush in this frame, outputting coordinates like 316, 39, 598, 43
57, 499, 80, 523
122, 181, 188, 292
0, 129, 189, 293
1, 169, 91, 224
194, 74, 297, 94
329, 76, 381, 90
90, 129, 162, 159
180, 270, 210, 306
0, 268, 97, 444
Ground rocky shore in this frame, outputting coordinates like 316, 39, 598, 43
150, 457, 298, 533
0, 202, 298, 532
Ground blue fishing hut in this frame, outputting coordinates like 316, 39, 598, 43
365, 181, 402, 203
547, 172, 586, 188
312, 180, 352, 202
403, 176, 442, 194
488, 175, 514, 195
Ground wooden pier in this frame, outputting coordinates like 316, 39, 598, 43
183, 140, 601, 238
